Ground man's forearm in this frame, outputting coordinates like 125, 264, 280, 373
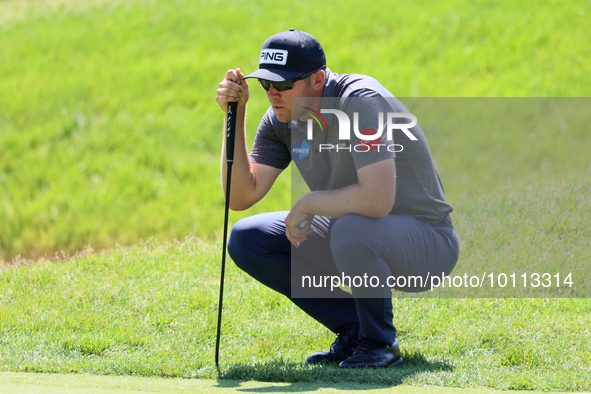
293, 159, 396, 220
220, 104, 256, 209
296, 183, 393, 219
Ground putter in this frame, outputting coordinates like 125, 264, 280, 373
215, 100, 238, 368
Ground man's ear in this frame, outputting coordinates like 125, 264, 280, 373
312, 69, 326, 90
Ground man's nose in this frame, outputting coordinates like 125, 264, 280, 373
267, 84, 281, 96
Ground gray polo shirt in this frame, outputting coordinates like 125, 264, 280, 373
249, 69, 452, 221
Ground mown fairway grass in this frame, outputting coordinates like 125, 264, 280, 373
1, 228, 590, 390
0, 373, 577, 394
1, 0, 590, 392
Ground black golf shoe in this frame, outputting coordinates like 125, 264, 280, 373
306, 328, 361, 364
339, 337, 403, 369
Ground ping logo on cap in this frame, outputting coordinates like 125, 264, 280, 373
260, 49, 288, 65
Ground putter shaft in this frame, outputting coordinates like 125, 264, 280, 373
215, 101, 238, 367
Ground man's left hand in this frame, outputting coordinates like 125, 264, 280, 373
285, 206, 314, 248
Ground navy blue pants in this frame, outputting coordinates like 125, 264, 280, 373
228, 211, 459, 345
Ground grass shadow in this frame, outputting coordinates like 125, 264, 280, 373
216, 351, 452, 391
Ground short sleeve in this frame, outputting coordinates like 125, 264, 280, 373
342, 92, 397, 170
249, 108, 292, 170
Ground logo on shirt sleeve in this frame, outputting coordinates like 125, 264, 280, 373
358, 128, 381, 151
292, 139, 310, 163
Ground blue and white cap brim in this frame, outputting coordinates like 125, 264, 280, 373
243, 68, 301, 82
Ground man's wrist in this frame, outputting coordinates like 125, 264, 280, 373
296, 194, 313, 215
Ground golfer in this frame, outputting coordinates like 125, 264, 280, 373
215, 29, 459, 368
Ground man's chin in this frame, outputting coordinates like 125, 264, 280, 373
273, 109, 292, 123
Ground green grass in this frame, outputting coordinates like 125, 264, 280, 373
0, 373, 576, 394
1, 228, 590, 390
1, 0, 590, 392
1, 0, 590, 260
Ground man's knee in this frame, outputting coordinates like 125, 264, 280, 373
227, 214, 288, 273
227, 218, 255, 271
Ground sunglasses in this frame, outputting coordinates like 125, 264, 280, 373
258, 67, 324, 92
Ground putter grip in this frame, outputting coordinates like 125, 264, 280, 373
226, 101, 238, 163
